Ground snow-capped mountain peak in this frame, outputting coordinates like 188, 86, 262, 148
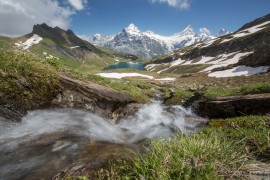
172, 25, 194, 36
93, 33, 102, 40
182, 25, 194, 33
145, 30, 155, 35
124, 23, 141, 34
218, 28, 231, 36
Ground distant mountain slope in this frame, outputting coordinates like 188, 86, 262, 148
146, 13, 270, 78
30, 23, 102, 54
11, 24, 138, 71
87, 24, 217, 58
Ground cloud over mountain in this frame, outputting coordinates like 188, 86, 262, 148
199, 27, 211, 35
150, 0, 191, 9
0, 0, 86, 37
67, 0, 87, 10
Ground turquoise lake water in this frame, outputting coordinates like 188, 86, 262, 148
104, 62, 146, 71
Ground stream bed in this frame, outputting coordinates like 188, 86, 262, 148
0, 102, 207, 179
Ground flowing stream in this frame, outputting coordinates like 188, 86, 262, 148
0, 101, 207, 179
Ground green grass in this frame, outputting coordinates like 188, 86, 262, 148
207, 115, 270, 158
0, 49, 61, 111
240, 83, 270, 95
0, 36, 13, 49
86, 74, 157, 103
93, 115, 270, 179
204, 83, 270, 99
203, 87, 239, 99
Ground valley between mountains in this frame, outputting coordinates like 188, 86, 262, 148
0, 12, 270, 180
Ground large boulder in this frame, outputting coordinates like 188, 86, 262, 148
194, 93, 270, 118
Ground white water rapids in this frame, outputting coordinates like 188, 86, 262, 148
0, 101, 206, 180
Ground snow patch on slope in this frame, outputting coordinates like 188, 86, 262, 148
98, 73, 154, 79
15, 34, 43, 50
221, 21, 270, 43
70, 46, 80, 49
208, 66, 270, 78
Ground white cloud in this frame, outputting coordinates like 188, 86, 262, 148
151, 0, 191, 9
0, 0, 87, 37
199, 27, 211, 35
67, 0, 87, 11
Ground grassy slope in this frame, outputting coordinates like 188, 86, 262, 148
0, 49, 61, 112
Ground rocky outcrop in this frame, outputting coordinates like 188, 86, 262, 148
237, 44, 270, 67
194, 93, 270, 118
51, 76, 134, 118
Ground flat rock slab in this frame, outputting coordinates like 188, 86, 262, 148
194, 93, 270, 118
51, 76, 134, 118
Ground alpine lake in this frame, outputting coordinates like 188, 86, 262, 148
104, 61, 146, 71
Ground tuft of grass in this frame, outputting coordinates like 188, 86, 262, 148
207, 115, 270, 158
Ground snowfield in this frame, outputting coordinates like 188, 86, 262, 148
98, 73, 154, 79
15, 34, 43, 50
97, 72, 176, 81
208, 66, 270, 78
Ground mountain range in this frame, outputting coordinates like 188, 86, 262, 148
87, 24, 229, 58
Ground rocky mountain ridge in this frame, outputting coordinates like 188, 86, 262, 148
146, 13, 270, 78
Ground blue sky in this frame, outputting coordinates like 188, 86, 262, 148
0, 0, 269, 37
71, 0, 270, 36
